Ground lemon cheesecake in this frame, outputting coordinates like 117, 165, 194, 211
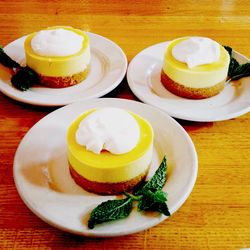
161, 37, 230, 99
67, 108, 154, 195
24, 26, 90, 88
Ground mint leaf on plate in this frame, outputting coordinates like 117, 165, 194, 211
88, 197, 133, 229
0, 45, 20, 69
224, 45, 250, 80
135, 156, 167, 195
223, 45, 233, 58
0, 46, 39, 91
138, 189, 170, 216
87, 156, 170, 229
11, 66, 39, 91
229, 62, 250, 80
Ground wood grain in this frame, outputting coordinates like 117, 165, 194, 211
0, 1, 250, 249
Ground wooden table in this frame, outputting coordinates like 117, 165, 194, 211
0, 1, 250, 249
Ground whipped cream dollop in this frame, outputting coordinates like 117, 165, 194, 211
75, 108, 140, 155
172, 37, 220, 68
31, 28, 84, 56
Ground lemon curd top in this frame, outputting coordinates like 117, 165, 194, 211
67, 110, 154, 183
24, 26, 90, 77
163, 37, 230, 88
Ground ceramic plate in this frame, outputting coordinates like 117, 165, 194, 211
14, 98, 198, 237
127, 42, 250, 121
0, 32, 127, 106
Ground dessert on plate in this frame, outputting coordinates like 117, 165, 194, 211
24, 26, 90, 88
67, 107, 154, 195
161, 37, 230, 99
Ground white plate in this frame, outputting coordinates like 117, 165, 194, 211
14, 98, 198, 237
0, 32, 127, 106
127, 41, 250, 122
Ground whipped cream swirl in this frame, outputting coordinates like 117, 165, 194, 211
172, 37, 220, 68
31, 28, 83, 56
75, 108, 140, 155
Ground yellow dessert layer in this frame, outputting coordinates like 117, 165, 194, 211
163, 37, 230, 88
24, 26, 90, 77
67, 110, 154, 183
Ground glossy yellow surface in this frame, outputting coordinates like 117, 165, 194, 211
67, 109, 154, 183
24, 26, 90, 76
163, 37, 230, 88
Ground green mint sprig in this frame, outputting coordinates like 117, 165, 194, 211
0, 45, 39, 91
224, 46, 250, 81
11, 66, 39, 91
0, 45, 20, 68
87, 156, 170, 229
134, 156, 167, 195
88, 197, 133, 229
137, 189, 170, 216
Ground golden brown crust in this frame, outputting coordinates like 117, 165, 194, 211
69, 163, 149, 195
161, 70, 225, 99
39, 65, 90, 88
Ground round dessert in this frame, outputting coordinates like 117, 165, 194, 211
67, 107, 154, 195
161, 37, 230, 99
24, 26, 90, 88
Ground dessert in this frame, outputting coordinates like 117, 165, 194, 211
24, 26, 90, 88
67, 107, 154, 195
161, 37, 230, 99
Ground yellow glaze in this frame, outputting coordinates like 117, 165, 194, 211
24, 26, 90, 77
163, 37, 230, 88
67, 110, 154, 183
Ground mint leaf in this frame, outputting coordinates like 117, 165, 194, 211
138, 189, 170, 216
11, 66, 39, 91
230, 63, 250, 80
88, 197, 133, 229
0, 45, 20, 69
228, 58, 240, 77
223, 45, 232, 58
156, 202, 170, 216
224, 45, 239, 77
224, 45, 250, 80
135, 156, 167, 195
87, 156, 170, 229
138, 190, 167, 209
0, 46, 39, 91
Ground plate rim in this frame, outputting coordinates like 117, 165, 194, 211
0, 32, 128, 106
127, 41, 250, 122
13, 98, 198, 237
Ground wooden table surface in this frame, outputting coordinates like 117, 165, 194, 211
0, 1, 250, 249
